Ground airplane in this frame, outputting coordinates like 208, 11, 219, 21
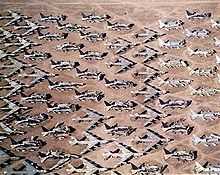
79, 49, 108, 61
187, 47, 216, 57
194, 161, 220, 174
190, 108, 220, 121
192, 133, 220, 147
133, 45, 167, 63
159, 19, 184, 31
39, 13, 67, 23
211, 19, 220, 29
105, 37, 140, 55
104, 100, 138, 111
104, 123, 137, 137
185, 9, 211, 20
106, 55, 137, 74
10, 136, 46, 152
66, 157, 112, 175
81, 12, 111, 23
50, 60, 80, 71
56, 42, 84, 52
157, 77, 193, 88
20, 92, 52, 104
41, 122, 75, 139
158, 38, 186, 49
184, 27, 211, 38
74, 89, 105, 102
14, 20, 48, 36
189, 85, 220, 96
0, 49, 17, 60
159, 98, 192, 109
24, 50, 51, 61
214, 37, 220, 47
75, 67, 105, 80
188, 66, 218, 77
161, 119, 194, 135
14, 113, 52, 128
56, 20, 90, 32
130, 162, 168, 175
106, 21, 135, 31
48, 79, 86, 91
0, 10, 31, 26
158, 56, 189, 69
163, 148, 197, 162
0, 98, 32, 122
134, 27, 166, 43
79, 30, 106, 42
0, 27, 20, 42
37, 31, 68, 40
104, 77, 137, 89
47, 102, 81, 114
69, 131, 114, 155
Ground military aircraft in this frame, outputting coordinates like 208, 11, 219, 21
189, 85, 220, 96
159, 98, 192, 109
130, 162, 168, 175
106, 21, 134, 31
134, 27, 165, 43
133, 45, 166, 63
211, 19, 220, 29
0, 10, 31, 26
159, 19, 184, 31
79, 30, 106, 42
20, 92, 52, 104
10, 136, 46, 152
161, 119, 194, 135
39, 13, 67, 23
14, 20, 48, 36
56, 42, 84, 52
81, 12, 111, 23
74, 89, 105, 102
75, 67, 105, 80
194, 161, 220, 175
37, 30, 68, 40
47, 102, 81, 114
0, 49, 16, 60
185, 9, 211, 20
104, 100, 138, 111
56, 20, 90, 32
0, 27, 19, 42
48, 79, 86, 91
184, 28, 211, 38
192, 133, 220, 147
104, 78, 137, 89
187, 47, 216, 57
79, 49, 108, 61
104, 123, 137, 137
69, 131, 114, 155
158, 56, 189, 69
50, 60, 80, 71
188, 66, 218, 77
158, 38, 186, 49
106, 55, 137, 74
190, 108, 220, 121
41, 122, 75, 139
157, 77, 193, 88
14, 113, 51, 128
24, 50, 51, 61
163, 148, 197, 162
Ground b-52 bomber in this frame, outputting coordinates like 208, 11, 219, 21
81, 12, 111, 23
24, 50, 51, 61
159, 98, 192, 109
194, 161, 220, 175
10, 136, 46, 152
37, 31, 68, 40
48, 79, 86, 91
159, 19, 184, 31
158, 38, 186, 49
74, 89, 105, 102
192, 133, 220, 147
20, 92, 52, 104
106, 56, 137, 74
187, 47, 216, 57
56, 42, 84, 52
158, 77, 193, 88
188, 66, 218, 78
47, 102, 81, 114
41, 122, 75, 139
104, 100, 138, 111
189, 85, 220, 97
50, 60, 80, 71
190, 108, 220, 121
79, 30, 106, 42
39, 13, 67, 23
14, 20, 48, 36
0, 27, 19, 42
104, 77, 137, 89
158, 56, 189, 70
56, 20, 90, 32
185, 27, 211, 38
79, 49, 108, 61
106, 21, 135, 31
75, 67, 105, 80
185, 9, 211, 20
0, 49, 16, 61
